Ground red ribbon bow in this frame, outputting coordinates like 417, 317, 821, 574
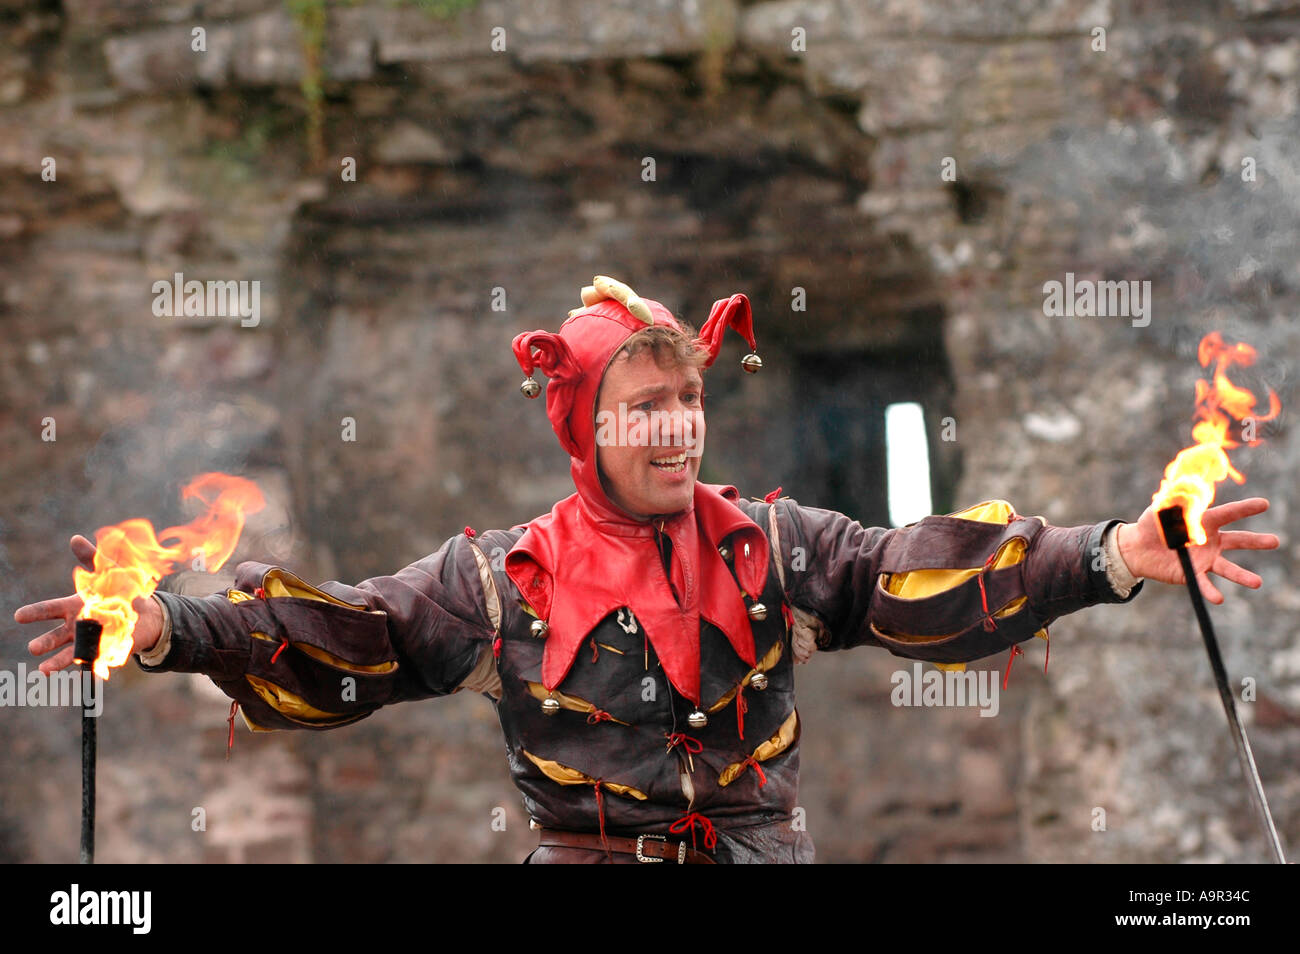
665, 732, 703, 754
668, 811, 718, 853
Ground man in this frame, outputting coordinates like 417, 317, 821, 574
16, 276, 1278, 863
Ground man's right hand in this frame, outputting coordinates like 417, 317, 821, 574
12, 534, 163, 674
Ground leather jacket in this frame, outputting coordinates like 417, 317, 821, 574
143, 491, 1141, 863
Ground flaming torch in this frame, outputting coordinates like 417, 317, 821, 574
72, 473, 265, 862
1151, 332, 1285, 863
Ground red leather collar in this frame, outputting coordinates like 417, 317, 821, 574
506, 482, 768, 705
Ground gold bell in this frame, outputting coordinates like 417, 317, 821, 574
718, 544, 731, 561
520, 376, 541, 398
741, 353, 762, 374
687, 709, 708, 729
747, 602, 767, 621
750, 672, 769, 691
541, 696, 561, 716
530, 618, 549, 638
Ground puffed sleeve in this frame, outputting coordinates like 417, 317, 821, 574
137, 531, 500, 731
765, 496, 1143, 665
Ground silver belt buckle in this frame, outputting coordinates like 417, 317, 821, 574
636, 833, 664, 862
636, 833, 686, 864
634, 837, 686, 868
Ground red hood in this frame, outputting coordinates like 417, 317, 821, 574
506, 287, 767, 703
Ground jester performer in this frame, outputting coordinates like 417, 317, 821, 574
17, 276, 1279, 863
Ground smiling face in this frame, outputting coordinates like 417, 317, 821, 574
594, 349, 706, 521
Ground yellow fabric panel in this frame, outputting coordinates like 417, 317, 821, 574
884, 538, 1027, 599
244, 673, 353, 725
718, 709, 800, 786
522, 750, 649, 800
523, 750, 591, 785
933, 662, 967, 672
952, 499, 1017, 524
707, 690, 737, 714
870, 502, 1056, 649
526, 682, 629, 725
883, 500, 1025, 601
227, 589, 253, 604
603, 782, 647, 800
293, 641, 397, 674
718, 760, 748, 786
261, 568, 379, 612
756, 638, 783, 672
238, 709, 275, 733
875, 499, 1051, 645
752, 708, 799, 761
717, 766, 743, 788
708, 640, 784, 713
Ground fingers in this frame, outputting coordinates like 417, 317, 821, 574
12, 536, 96, 625
27, 620, 74, 657
70, 534, 97, 571
38, 645, 77, 675
1216, 530, 1280, 551
1203, 497, 1269, 531
1211, 556, 1263, 590
1195, 570, 1225, 605
13, 593, 82, 625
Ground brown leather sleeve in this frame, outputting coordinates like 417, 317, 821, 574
141, 533, 498, 730
771, 498, 1142, 663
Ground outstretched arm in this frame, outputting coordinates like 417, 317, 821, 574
768, 497, 1144, 665
17, 532, 500, 731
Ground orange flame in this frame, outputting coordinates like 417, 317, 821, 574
73, 473, 266, 679
1152, 332, 1279, 545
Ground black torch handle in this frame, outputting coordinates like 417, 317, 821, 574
73, 619, 100, 865
1159, 509, 1286, 863
80, 666, 95, 865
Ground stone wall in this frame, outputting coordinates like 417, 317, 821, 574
1, 0, 1296, 863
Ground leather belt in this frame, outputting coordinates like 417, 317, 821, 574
537, 828, 716, 864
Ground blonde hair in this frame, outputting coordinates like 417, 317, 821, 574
611, 323, 709, 372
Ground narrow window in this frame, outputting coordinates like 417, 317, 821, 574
885, 402, 932, 527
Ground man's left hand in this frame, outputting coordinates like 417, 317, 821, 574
1115, 497, 1280, 605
